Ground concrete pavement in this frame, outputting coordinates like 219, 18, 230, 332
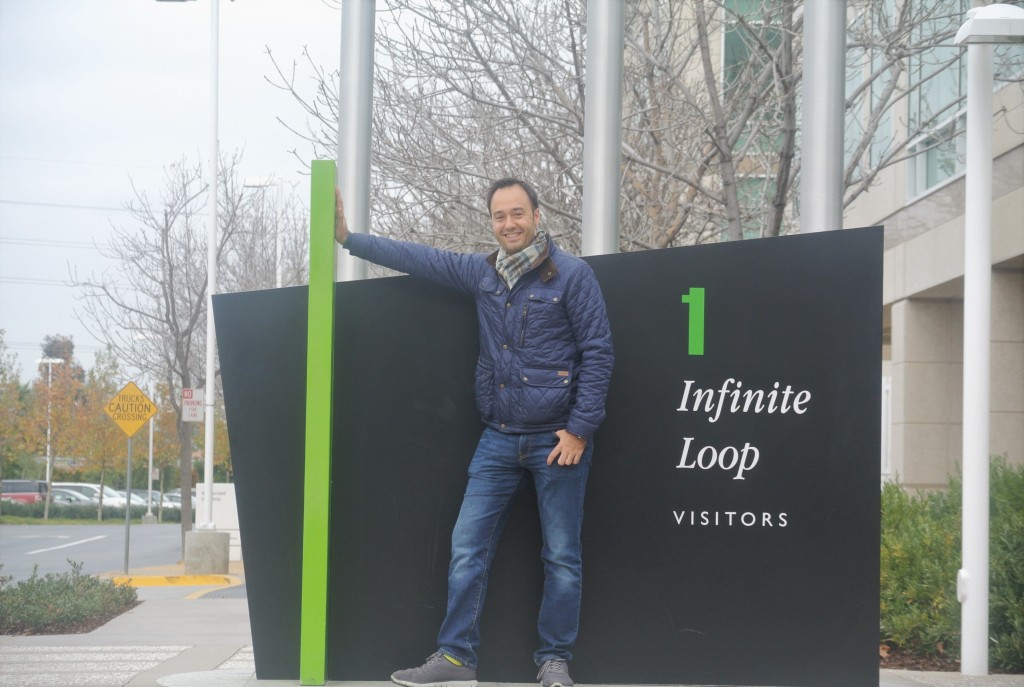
1, 563, 1022, 687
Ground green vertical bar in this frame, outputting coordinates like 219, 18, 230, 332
681, 287, 705, 356
300, 160, 336, 685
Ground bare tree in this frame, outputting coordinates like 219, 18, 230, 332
840, 0, 1023, 206
268, 0, 1022, 253
72, 154, 249, 549
220, 183, 310, 293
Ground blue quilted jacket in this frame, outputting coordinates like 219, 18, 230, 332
343, 233, 614, 439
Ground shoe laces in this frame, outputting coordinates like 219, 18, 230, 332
539, 658, 569, 679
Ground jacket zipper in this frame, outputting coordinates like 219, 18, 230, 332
520, 303, 529, 347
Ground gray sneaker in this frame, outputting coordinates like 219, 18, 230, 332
537, 658, 573, 687
391, 651, 478, 687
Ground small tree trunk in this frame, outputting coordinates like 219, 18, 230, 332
178, 419, 193, 557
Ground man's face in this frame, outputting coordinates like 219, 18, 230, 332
490, 184, 540, 254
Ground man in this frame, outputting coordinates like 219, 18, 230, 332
335, 178, 614, 687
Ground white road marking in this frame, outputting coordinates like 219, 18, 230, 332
26, 535, 107, 555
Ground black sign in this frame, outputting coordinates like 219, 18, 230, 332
214, 226, 882, 687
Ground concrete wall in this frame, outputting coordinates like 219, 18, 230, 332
992, 269, 1024, 468
861, 146, 1023, 490
848, 79, 1023, 491
889, 298, 964, 489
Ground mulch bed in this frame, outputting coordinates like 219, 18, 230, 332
880, 644, 1020, 674
880, 645, 961, 672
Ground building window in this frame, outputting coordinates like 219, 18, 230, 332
721, 0, 783, 153
907, 112, 966, 199
905, 0, 969, 198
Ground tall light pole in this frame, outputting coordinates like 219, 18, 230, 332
36, 357, 64, 521
581, 0, 624, 257
953, 4, 1024, 677
336, 0, 375, 282
153, 0, 218, 532
199, 0, 220, 532
798, 0, 846, 233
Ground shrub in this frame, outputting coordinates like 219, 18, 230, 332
0, 501, 184, 523
0, 560, 138, 635
879, 480, 960, 656
990, 460, 1024, 671
880, 459, 1024, 672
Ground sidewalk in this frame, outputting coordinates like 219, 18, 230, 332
1, 564, 1022, 687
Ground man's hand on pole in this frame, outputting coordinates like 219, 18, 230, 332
547, 429, 587, 466
334, 187, 349, 244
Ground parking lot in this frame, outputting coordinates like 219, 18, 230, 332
0, 523, 183, 581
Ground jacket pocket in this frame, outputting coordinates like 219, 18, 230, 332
520, 288, 566, 346
519, 366, 573, 425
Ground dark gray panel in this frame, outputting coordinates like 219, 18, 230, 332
215, 227, 882, 687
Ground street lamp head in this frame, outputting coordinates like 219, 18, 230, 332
243, 176, 275, 188
36, 358, 65, 365
955, 4, 1024, 45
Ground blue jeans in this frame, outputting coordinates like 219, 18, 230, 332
437, 428, 593, 668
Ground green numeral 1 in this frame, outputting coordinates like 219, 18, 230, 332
681, 287, 705, 356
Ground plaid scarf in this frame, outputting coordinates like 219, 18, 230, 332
495, 230, 549, 289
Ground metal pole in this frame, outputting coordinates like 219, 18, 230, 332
45, 362, 53, 484
275, 179, 284, 288
37, 357, 63, 521
581, 0, 624, 257
201, 0, 220, 529
146, 382, 155, 517
958, 40, 993, 678
44, 362, 53, 521
124, 437, 133, 575
335, 0, 375, 282
798, 0, 846, 233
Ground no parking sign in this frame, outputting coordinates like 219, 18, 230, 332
182, 388, 205, 423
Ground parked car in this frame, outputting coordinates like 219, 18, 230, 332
49, 487, 98, 507
116, 490, 149, 507
163, 491, 184, 508
1, 479, 48, 504
163, 488, 196, 508
151, 491, 181, 510
52, 482, 128, 508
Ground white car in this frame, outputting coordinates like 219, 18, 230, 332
52, 482, 128, 508
49, 487, 98, 507
117, 490, 149, 507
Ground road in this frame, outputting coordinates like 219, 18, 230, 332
0, 523, 183, 581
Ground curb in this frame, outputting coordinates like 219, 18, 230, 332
106, 574, 240, 587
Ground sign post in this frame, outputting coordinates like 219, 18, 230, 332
104, 381, 158, 575
182, 388, 205, 423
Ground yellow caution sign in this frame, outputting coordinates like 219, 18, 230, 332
105, 381, 158, 438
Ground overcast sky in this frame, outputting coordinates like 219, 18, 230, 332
0, 0, 342, 382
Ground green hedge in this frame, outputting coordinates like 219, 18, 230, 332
0, 561, 138, 635
881, 459, 1024, 672
0, 501, 185, 523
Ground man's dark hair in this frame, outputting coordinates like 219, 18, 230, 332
485, 178, 539, 213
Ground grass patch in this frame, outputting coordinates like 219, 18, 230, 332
0, 560, 139, 635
